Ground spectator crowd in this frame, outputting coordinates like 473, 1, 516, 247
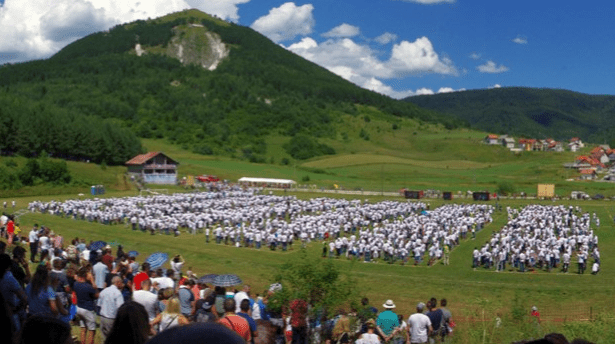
0, 222, 455, 344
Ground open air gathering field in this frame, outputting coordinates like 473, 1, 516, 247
4, 188, 615, 343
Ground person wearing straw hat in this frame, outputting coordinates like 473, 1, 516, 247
377, 299, 399, 340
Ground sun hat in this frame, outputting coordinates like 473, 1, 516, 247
417, 302, 426, 311
383, 299, 396, 309
531, 306, 537, 311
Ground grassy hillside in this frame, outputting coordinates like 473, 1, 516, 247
2, 109, 607, 199
405, 87, 615, 142
0, 9, 464, 166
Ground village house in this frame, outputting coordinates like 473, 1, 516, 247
501, 136, 515, 149
568, 137, 584, 152
574, 155, 605, 172
484, 134, 499, 145
126, 152, 179, 185
589, 146, 610, 165
579, 169, 597, 180
546, 139, 564, 152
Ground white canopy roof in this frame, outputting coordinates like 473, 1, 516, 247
238, 177, 297, 185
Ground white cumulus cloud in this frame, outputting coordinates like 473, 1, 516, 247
469, 52, 481, 60
187, 0, 250, 23
437, 87, 465, 93
250, 2, 314, 43
389, 37, 458, 76
286, 35, 458, 99
0, 0, 251, 64
322, 23, 360, 38
489, 84, 502, 89
374, 32, 398, 45
512, 35, 527, 44
477, 60, 509, 74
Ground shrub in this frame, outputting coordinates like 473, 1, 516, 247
496, 181, 516, 195
284, 134, 336, 160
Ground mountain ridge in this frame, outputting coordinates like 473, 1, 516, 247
404, 87, 615, 142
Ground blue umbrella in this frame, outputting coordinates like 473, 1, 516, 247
212, 274, 242, 287
198, 274, 218, 284
90, 241, 106, 251
145, 252, 168, 270
128, 250, 139, 257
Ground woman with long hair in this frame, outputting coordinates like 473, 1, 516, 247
150, 297, 190, 334
104, 301, 150, 344
26, 265, 67, 317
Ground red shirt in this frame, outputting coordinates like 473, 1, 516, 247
7, 220, 14, 234
133, 272, 149, 291
290, 299, 308, 328
219, 314, 251, 341
102, 254, 113, 270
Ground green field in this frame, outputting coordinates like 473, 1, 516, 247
5, 191, 615, 343
3, 118, 615, 342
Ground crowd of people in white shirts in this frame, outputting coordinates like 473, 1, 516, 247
472, 205, 601, 274
27, 191, 494, 265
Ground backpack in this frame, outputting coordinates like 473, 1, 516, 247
194, 309, 216, 323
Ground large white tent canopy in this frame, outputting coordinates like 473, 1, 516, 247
238, 177, 297, 186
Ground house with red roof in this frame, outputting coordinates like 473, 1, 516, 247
579, 169, 597, 180
484, 134, 499, 145
126, 152, 179, 185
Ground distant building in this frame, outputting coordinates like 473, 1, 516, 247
484, 134, 499, 145
126, 152, 179, 185
579, 169, 597, 180
501, 137, 515, 149
569, 137, 584, 152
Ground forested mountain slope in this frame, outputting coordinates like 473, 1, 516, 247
405, 87, 615, 142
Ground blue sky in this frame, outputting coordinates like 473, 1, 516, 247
1, 0, 613, 98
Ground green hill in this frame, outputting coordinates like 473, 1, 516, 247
0, 9, 464, 165
405, 87, 615, 142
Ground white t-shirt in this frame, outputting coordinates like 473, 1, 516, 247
234, 291, 249, 313
408, 313, 432, 343
39, 236, 51, 251
154, 277, 175, 290
356, 333, 381, 344
133, 290, 159, 321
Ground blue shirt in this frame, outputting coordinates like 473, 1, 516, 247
0, 271, 21, 309
74, 281, 98, 311
26, 284, 56, 316
178, 287, 194, 316
93, 262, 108, 289
377, 310, 399, 336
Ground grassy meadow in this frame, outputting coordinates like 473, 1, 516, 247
2, 115, 615, 342
5, 191, 615, 343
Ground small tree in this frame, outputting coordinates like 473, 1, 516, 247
496, 181, 516, 196
268, 249, 358, 318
